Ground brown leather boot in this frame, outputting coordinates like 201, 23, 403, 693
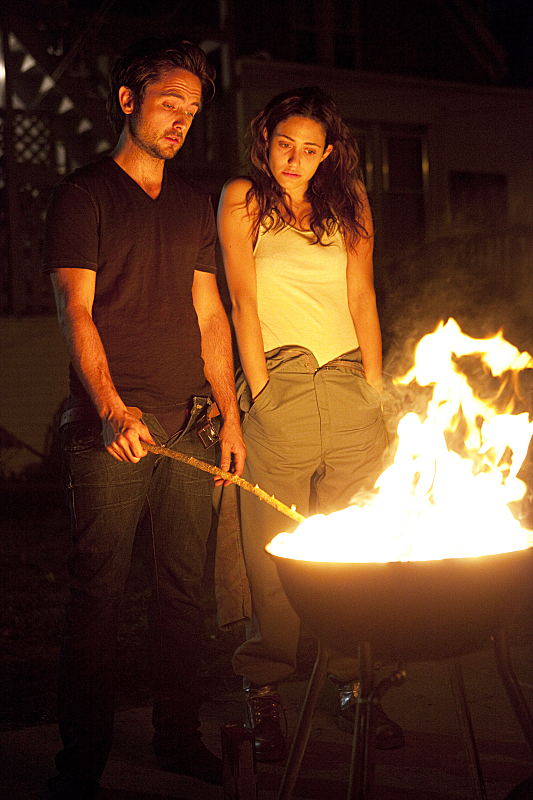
244, 682, 286, 762
336, 681, 405, 750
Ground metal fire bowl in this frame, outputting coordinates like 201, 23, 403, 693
269, 547, 533, 661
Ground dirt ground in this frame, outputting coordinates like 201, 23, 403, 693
0, 475, 322, 733
0, 480, 243, 731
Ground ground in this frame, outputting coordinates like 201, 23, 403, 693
0, 478, 318, 732
0, 479, 234, 730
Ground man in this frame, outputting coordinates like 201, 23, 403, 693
42, 37, 245, 800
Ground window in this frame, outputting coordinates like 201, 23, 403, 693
382, 130, 428, 248
290, 0, 318, 62
449, 172, 507, 230
333, 0, 362, 69
343, 123, 428, 250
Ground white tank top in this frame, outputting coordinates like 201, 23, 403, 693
254, 222, 359, 366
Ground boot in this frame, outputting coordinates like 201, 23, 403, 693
244, 682, 286, 762
336, 681, 405, 750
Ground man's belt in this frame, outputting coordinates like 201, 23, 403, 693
60, 401, 220, 428
60, 405, 99, 428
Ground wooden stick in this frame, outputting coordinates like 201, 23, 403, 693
143, 442, 306, 524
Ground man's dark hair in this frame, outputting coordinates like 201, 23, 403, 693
107, 36, 216, 135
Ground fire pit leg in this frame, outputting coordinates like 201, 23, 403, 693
447, 657, 488, 800
277, 641, 378, 800
492, 627, 533, 756
348, 642, 375, 800
277, 640, 331, 800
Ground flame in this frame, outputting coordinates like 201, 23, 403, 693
268, 319, 533, 562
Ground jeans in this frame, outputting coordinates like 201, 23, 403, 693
55, 399, 215, 782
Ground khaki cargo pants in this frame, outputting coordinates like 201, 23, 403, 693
233, 346, 388, 685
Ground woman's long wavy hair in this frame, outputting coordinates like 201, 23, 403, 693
246, 86, 369, 247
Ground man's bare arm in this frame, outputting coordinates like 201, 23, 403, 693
51, 268, 154, 462
192, 270, 246, 483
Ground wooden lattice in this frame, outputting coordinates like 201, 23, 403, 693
14, 114, 51, 165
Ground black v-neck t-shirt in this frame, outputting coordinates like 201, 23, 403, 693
43, 157, 216, 434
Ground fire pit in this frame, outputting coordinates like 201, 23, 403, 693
269, 547, 533, 662
266, 320, 533, 800
268, 547, 533, 800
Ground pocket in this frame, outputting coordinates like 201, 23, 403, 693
61, 420, 103, 453
321, 369, 384, 440
360, 378, 382, 406
236, 373, 273, 416
235, 371, 253, 414
250, 378, 271, 411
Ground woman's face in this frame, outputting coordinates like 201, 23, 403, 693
266, 115, 333, 196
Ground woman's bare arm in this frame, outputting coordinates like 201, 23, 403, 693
346, 189, 383, 395
217, 178, 270, 400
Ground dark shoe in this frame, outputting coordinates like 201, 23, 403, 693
245, 682, 286, 762
156, 737, 223, 786
47, 775, 100, 800
336, 681, 405, 750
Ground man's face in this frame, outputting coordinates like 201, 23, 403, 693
126, 67, 202, 160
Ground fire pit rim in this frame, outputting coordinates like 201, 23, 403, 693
265, 541, 533, 566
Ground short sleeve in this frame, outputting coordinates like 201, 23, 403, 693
42, 182, 99, 273
194, 195, 217, 274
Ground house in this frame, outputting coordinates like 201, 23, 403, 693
1, 0, 532, 475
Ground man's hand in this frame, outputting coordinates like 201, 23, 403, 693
102, 408, 155, 463
216, 418, 246, 486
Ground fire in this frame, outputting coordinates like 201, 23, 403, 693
267, 319, 533, 562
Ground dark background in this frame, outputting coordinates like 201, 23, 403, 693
1, 0, 533, 733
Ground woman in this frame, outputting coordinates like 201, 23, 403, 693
217, 86, 402, 761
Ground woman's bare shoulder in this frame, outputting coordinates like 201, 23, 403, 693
221, 176, 254, 201
219, 177, 259, 224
